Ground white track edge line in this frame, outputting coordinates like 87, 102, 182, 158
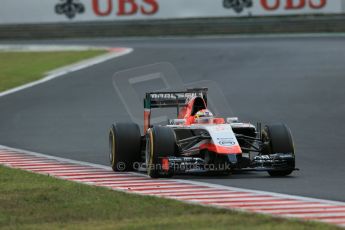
1, 144, 344, 207
0, 47, 133, 98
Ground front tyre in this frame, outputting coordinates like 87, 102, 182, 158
146, 126, 176, 178
262, 124, 295, 177
109, 122, 141, 172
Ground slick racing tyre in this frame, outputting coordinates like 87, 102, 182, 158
109, 122, 141, 172
146, 126, 176, 178
262, 124, 295, 177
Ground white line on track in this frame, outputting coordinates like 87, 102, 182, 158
0, 46, 133, 98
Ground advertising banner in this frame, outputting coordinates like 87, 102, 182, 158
0, 0, 344, 25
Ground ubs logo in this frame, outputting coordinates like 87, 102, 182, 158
223, 0, 253, 13
55, 0, 85, 19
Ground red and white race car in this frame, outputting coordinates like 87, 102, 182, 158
109, 88, 297, 178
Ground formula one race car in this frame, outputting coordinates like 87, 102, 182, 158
109, 88, 297, 178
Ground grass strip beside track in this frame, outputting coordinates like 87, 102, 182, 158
0, 166, 339, 230
0, 50, 106, 92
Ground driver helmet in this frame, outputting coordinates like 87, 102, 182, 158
195, 109, 214, 119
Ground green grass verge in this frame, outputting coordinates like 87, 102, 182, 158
0, 166, 339, 230
0, 50, 106, 92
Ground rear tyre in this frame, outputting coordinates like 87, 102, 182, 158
146, 126, 176, 178
262, 124, 295, 177
109, 122, 141, 172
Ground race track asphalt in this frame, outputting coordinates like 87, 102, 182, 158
0, 36, 345, 201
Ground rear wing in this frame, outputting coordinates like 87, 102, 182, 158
143, 88, 208, 132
